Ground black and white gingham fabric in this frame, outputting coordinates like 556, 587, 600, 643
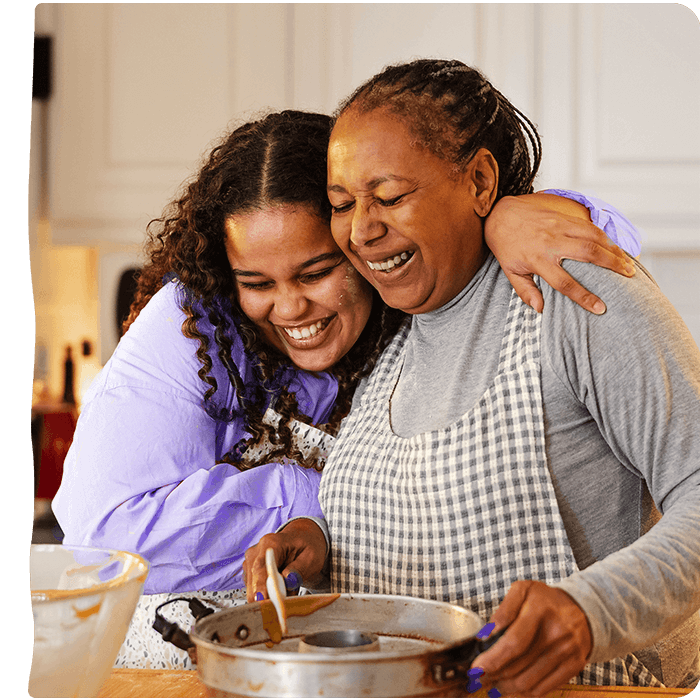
320, 287, 662, 687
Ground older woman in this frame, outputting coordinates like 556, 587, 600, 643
245, 61, 700, 695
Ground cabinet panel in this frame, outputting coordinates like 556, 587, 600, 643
107, 4, 232, 167
576, 3, 700, 243
49, 3, 290, 245
536, 3, 699, 250
346, 3, 480, 90
595, 4, 699, 165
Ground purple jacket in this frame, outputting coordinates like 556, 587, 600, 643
54, 281, 336, 593
53, 189, 641, 594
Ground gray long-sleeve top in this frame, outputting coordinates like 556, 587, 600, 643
371, 253, 700, 686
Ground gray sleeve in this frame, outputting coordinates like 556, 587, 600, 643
542, 260, 700, 662
553, 491, 700, 663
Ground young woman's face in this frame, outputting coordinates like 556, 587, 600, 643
224, 205, 374, 372
327, 108, 488, 315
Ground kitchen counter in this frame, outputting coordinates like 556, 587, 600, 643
97, 669, 694, 698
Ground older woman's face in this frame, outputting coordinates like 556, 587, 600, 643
327, 108, 488, 315
224, 205, 373, 372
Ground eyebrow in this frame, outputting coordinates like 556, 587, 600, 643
231, 252, 343, 278
327, 174, 407, 194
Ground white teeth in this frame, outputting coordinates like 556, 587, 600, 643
283, 319, 328, 340
367, 251, 412, 272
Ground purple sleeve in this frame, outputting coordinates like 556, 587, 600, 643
543, 188, 643, 257
53, 283, 328, 594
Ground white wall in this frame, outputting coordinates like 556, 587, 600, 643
30, 3, 700, 373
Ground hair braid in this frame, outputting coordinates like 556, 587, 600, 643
335, 58, 542, 200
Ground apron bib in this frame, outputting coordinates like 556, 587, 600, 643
320, 288, 661, 687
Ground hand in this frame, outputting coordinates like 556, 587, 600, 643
470, 580, 592, 697
484, 193, 636, 315
243, 519, 328, 602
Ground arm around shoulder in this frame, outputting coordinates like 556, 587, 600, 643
484, 191, 639, 314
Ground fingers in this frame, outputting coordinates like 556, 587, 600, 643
502, 272, 545, 314
512, 233, 636, 315
485, 192, 637, 316
477, 628, 589, 698
487, 580, 531, 632
243, 533, 282, 602
283, 569, 303, 596
503, 255, 607, 316
243, 519, 328, 602
471, 581, 592, 697
575, 236, 636, 277
536, 263, 607, 316
549, 232, 636, 278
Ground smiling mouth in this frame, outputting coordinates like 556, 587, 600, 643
366, 251, 414, 272
282, 317, 331, 341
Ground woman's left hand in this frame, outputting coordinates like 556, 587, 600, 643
485, 193, 636, 315
471, 580, 592, 698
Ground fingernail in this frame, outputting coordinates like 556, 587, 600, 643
467, 679, 482, 693
592, 300, 606, 315
285, 572, 300, 590
488, 688, 502, 698
255, 591, 264, 601
475, 622, 495, 640
467, 667, 484, 678
625, 263, 636, 276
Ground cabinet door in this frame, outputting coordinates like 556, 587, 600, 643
538, 3, 700, 251
49, 3, 290, 245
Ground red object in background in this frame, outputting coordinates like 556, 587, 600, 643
34, 407, 78, 499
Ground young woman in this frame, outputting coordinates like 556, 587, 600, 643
54, 108, 639, 669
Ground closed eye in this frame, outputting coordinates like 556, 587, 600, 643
331, 201, 354, 215
237, 279, 273, 291
331, 193, 406, 214
377, 194, 406, 207
236, 260, 341, 290
300, 261, 343, 284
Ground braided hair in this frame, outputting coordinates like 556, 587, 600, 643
334, 59, 542, 201
125, 110, 405, 471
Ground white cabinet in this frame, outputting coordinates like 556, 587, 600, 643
48, 3, 292, 246
49, 3, 699, 252
43, 3, 699, 353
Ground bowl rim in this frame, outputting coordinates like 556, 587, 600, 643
30, 543, 149, 603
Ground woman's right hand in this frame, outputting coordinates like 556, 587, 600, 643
243, 518, 328, 602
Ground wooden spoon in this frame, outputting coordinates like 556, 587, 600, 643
265, 548, 288, 635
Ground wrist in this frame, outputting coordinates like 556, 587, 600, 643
277, 516, 329, 557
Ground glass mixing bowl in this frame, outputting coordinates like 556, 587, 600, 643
29, 544, 148, 697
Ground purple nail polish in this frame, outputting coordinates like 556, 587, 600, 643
285, 572, 300, 590
467, 667, 484, 678
488, 688, 502, 698
476, 622, 495, 640
255, 591, 264, 601
467, 679, 482, 694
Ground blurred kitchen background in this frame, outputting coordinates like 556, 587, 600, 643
28, 3, 699, 542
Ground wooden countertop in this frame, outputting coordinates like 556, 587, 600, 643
97, 668, 694, 698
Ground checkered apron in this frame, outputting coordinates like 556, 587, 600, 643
320, 288, 662, 687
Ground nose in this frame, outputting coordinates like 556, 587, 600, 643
350, 200, 385, 249
273, 283, 309, 322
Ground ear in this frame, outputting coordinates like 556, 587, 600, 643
467, 148, 499, 217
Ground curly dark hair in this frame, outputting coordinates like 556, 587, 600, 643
334, 58, 542, 201
125, 110, 405, 471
